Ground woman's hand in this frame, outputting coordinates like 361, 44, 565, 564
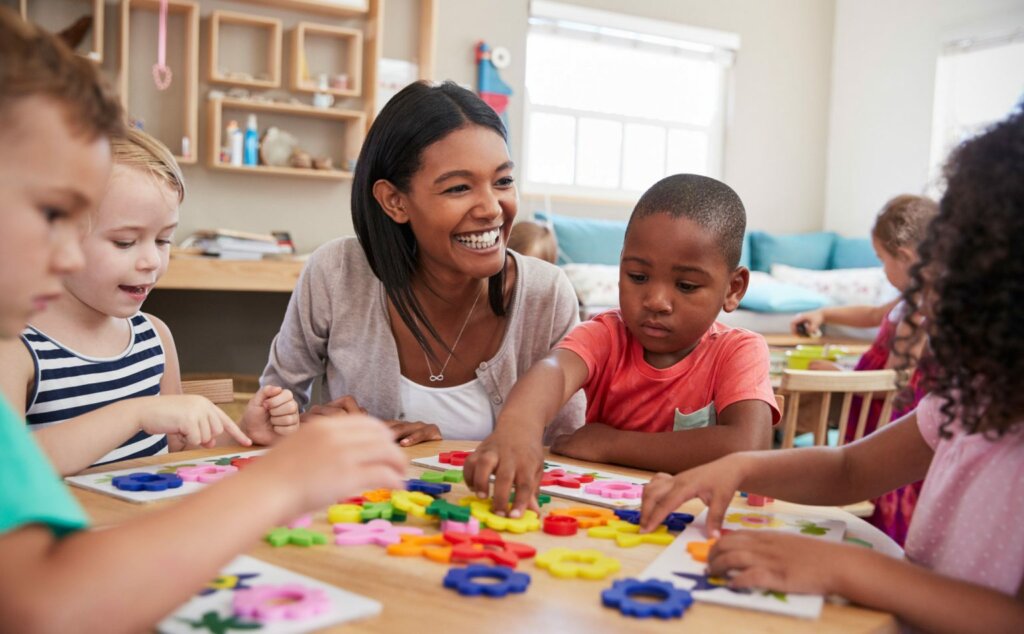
708, 531, 850, 595
385, 420, 443, 446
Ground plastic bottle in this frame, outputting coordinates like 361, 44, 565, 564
226, 120, 243, 166
243, 114, 259, 166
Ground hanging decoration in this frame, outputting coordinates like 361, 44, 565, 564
152, 0, 173, 90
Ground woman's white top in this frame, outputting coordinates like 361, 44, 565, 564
398, 376, 495, 440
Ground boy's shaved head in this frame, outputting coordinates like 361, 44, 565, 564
628, 174, 747, 269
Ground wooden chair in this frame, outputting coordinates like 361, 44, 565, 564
777, 369, 898, 449
181, 378, 234, 404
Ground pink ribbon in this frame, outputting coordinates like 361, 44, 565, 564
152, 0, 172, 90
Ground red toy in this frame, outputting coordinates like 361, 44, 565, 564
439, 451, 473, 467
445, 529, 536, 568
539, 469, 596, 489
543, 514, 579, 536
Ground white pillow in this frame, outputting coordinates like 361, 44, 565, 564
770, 263, 898, 306
561, 263, 619, 307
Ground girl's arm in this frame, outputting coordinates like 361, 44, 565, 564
151, 313, 185, 451
793, 298, 899, 333
464, 349, 589, 516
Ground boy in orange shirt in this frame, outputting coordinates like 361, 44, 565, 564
465, 174, 779, 515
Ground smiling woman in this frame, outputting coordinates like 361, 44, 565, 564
260, 81, 584, 446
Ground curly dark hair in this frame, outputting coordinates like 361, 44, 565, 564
897, 105, 1024, 439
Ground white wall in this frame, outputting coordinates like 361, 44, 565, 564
823, 0, 1024, 238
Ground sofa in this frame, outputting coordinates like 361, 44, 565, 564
535, 212, 897, 339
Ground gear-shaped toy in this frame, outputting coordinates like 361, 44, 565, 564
601, 578, 693, 618
443, 564, 530, 597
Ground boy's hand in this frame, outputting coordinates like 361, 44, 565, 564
385, 420, 442, 447
140, 395, 252, 449
241, 386, 299, 446
640, 455, 746, 535
708, 531, 848, 595
549, 423, 617, 463
300, 395, 366, 422
463, 426, 544, 519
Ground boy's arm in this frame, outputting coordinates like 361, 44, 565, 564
552, 399, 773, 473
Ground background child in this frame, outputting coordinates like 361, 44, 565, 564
466, 174, 779, 516
0, 11, 405, 631
0, 126, 299, 475
508, 220, 558, 263
641, 108, 1024, 634
792, 194, 938, 545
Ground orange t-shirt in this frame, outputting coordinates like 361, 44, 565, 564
556, 310, 780, 433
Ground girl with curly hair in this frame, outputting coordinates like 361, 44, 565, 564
641, 105, 1024, 633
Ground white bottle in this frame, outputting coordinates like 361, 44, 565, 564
227, 120, 243, 166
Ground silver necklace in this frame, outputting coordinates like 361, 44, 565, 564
423, 288, 483, 383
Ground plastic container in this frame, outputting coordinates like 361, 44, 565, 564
243, 114, 259, 166
227, 120, 243, 166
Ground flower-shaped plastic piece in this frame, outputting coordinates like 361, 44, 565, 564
176, 464, 237, 484
360, 501, 407, 522
601, 578, 693, 619
441, 517, 481, 535
613, 510, 694, 532
464, 500, 540, 533
439, 450, 473, 466
584, 480, 644, 499
725, 512, 783, 529
391, 490, 434, 517
334, 519, 423, 546
327, 504, 363, 524
511, 491, 552, 507
587, 520, 674, 547
287, 514, 313, 529
686, 538, 717, 563
540, 468, 595, 489
361, 489, 392, 502
232, 583, 331, 622
535, 547, 621, 580
386, 533, 452, 563
445, 529, 536, 568
406, 479, 451, 496
549, 507, 616, 529
426, 498, 472, 523
443, 564, 530, 597
200, 572, 259, 596
111, 472, 183, 492
265, 527, 328, 547
543, 514, 579, 536
230, 456, 258, 470
421, 469, 463, 483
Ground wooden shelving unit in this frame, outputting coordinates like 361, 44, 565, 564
206, 97, 366, 180
160, 256, 305, 292
207, 10, 282, 89
20, 0, 105, 63
290, 21, 363, 98
230, 0, 368, 18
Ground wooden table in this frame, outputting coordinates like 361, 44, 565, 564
73, 441, 898, 633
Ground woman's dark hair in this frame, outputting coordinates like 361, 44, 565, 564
352, 81, 509, 363
896, 105, 1024, 439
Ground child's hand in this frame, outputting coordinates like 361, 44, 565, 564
640, 455, 745, 535
791, 311, 824, 337
385, 420, 442, 447
300, 395, 367, 422
708, 531, 846, 595
254, 414, 407, 515
140, 395, 252, 449
549, 423, 617, 462
241, 386, 299, 446
463, 426, 545, 519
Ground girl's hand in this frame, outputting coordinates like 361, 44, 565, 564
640, 455, 746, 535
463, 426, 544, 519
240, 386, 299, 446
791, 310, 824, 337
708, 531, 846, 595
300, 395, 367, 421
140, 395, 252, 449
385, 420, 442, 446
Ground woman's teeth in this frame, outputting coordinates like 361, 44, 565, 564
455, 228, 500, 250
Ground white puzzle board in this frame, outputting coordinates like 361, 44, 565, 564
65, 449, 267, 503
412, 454, 649, 509
158, 555, 381, 634
641, 507, 847, 619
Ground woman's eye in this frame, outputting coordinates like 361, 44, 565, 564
496, 176, 515, 187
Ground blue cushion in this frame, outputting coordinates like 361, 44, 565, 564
535, 212, 626, 266
738, 232, 751, 269
830, 236, 880, 269
748, 231, 837, 272
739, 275, 833, 313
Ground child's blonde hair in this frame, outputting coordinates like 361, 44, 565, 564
111, 126, 186, 204
508, 220, 558, 264
872, 194, 938, 255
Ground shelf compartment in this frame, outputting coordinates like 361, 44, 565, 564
290, 21, 364, 98
229, 0, 368, 18
20, 0, 105, 63
208, 10, 282, 89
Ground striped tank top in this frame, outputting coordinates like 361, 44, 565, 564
21, 313, 168, 466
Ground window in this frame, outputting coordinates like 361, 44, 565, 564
523, 1, 739, 201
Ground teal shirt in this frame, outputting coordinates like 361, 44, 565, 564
0, 395, 88, 537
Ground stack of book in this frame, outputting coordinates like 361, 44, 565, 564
179, 229, 294, 260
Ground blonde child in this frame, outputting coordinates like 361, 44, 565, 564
641, 108, 1024, 634
466, 174, 779, 516
508, 220, 558, 263
0, 126, 299, 475
0, 10, 405, 631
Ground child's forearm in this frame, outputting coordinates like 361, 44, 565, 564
495, 351, 584, 439
833, 547, 1024, 634
602, 423, 769, 474
821, 299, 897, 329
33, 399, 149, 475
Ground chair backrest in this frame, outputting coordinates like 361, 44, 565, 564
181, 378, 234, 404
777, 369, 898, 448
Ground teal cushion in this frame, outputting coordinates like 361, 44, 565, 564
739, 274, 833, 313
793, 429, 840, 448
738, 231, 751, 269
748, 231, 837, 272
830, 236, 880, 269
535, 212, 626, 265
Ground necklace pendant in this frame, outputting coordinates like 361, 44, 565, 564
429, 374, 444, 383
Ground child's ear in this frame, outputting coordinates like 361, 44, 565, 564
372, 179, 410, 224
722, 266, 750, 313
896, 246, 917, 263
